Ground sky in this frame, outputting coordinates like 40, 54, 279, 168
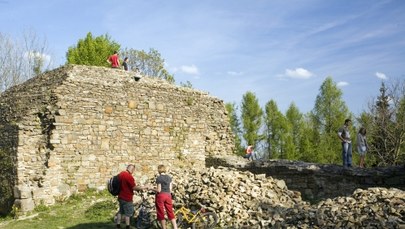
1, 0, 404, 115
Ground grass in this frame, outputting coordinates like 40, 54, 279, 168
0, 189, 119, 229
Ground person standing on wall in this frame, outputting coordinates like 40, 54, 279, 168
116, 164, 149, 229
107, 51, 120, 68
243, 145, 254, 161
357, 127, 368, 168
122, 57, 129, 71
338, 119, 352, 168
151, 165, 178, 229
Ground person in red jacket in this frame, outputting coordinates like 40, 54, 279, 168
116, 164, 149, 229
107, 51, 120, 68
243, 145, 254, 161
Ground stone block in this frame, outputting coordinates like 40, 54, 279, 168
14, 198, 35, 212
14, 185, 32, 199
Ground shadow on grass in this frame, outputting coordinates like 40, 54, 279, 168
66, 222, 116, 229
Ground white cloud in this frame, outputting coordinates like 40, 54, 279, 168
337, 81, 349, 87
24, 51, 51, 63
284, 68, 314, 79
176, 64, 199, 75
227, 71, 244, 76
375, 72, 388, 80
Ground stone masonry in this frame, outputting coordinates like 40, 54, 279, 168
0, 64, 234, 214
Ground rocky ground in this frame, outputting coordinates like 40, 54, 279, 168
142, 162, 405, 229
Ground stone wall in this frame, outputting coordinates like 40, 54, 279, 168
0, 65, 234, 214
207, 156, 405, 202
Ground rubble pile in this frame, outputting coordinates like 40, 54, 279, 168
146, 167, 404, 228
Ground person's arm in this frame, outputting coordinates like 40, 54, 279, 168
338, 129, 346, 142
133, 184, 150, 191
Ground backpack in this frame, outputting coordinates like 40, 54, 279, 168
108, 174, 121, 196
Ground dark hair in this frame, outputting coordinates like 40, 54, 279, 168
344, 119, 351, 124
359, 127, 366, 135
113, 51, 118, 54
124, 57, 128, 61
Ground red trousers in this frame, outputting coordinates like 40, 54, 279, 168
155, 192, 175, 220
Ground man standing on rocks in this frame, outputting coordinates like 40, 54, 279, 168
338, 119, 352, 168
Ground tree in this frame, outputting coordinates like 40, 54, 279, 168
120, 48, 175, 83
298, 114, 318, 162
225, 103, 243, 155
263, 100, 291, 159
0, 30, 51, 92
285, 102, 304, 160
66, 32, 120, 67
311, 77, 351, 164
241, 92, 263, 147
367, 80, 405, 165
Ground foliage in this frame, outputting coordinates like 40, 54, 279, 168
225, 103, 244, 155
311, 77, 351, 164
180, 81, 193, 88
241, 91, 263, 147
285, 103, 304, 160
366, 81, 405, 166
66, 32, 120, 67
264, 100, 291, 159
120, 48, 175, 83
0, 30, 51, 92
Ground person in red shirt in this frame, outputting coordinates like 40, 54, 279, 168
116, 164, 149, 229
107, 51, 120, 68
243, 145, 254, 161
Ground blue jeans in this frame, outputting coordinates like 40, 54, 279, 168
342, 142, 352, 167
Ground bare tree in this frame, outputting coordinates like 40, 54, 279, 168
0, 30, 52, 92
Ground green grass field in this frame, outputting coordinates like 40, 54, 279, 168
0, 190, 120, 229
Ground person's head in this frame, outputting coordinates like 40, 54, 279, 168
158, 165, 166, 174
124, 57, 128, 62
344, 119, 351, 126
113, 51, 118, 55
359, 127, 367, 135
127, 164, 135, 174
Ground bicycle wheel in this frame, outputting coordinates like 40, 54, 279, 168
136, 209, 157, 229
175, 212, 186, 229
155, 213, 183, 229
192, 212, 218, 229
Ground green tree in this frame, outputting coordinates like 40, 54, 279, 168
264, 100, 291, 159
66, 32, 120, 67
311, 77, 351, 164
241, 91, 263, 147
225, 103, 244, 155
120, 48, 175, 83
285, 102, 304, 160
299, 114, 318, 162
367, 81, 405, 165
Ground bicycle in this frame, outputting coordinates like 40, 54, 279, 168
158, 204, 218, 229
135, 191, 159, 229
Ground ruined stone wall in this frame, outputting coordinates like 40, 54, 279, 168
208, 156, 405, 202
0, 65, 234, 214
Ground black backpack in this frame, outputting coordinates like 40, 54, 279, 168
108, 174, 121, 196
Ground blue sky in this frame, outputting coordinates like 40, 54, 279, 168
1, 0, 404, 115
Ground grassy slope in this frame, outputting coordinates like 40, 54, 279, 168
0, 190, 119, 229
